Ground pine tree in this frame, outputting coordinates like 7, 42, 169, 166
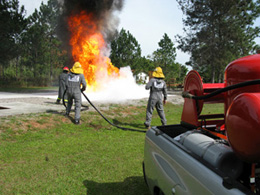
0, 0, 27, 78
110, 28, 141, 69
176, 0, 260, 82
152, 33, 179, 83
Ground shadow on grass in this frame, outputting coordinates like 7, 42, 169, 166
46, 109, 75, 123
44, 101, 90, 111
44, 101, 62, 105
112, 119, 146, 130
46, 104, 90, 125
83, 176, 150, 195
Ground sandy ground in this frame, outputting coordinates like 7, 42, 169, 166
0, 91, 184, 117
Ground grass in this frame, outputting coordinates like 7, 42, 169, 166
201, 103, 224, 115
0, 100, 183, 195
0, 99, 223, 194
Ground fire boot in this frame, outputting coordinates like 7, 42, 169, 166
75, 119, 80, 125
144, 122, 151, 129
64, 112, 69, 117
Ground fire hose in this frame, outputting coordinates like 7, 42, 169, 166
62, 89, 146, 133
182, 79, 260, 100
61, 79, 260, 132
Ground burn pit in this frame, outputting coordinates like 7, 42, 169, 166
56, 0, 148, 101
67, 11, 120, 91
58, 0, 125, 92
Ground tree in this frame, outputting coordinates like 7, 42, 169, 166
0, 0, 27, 77
176, 0, 260, 83
152, 33, 179, 83
0, 0, 69, 86
37, 0, 66, 82
21, 0, 66, 85
153, 33, 176, 67
136, 56, 155, 75
110, 28, 141, 70
179, 64, 188, 83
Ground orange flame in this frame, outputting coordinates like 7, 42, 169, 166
68, 11, 120, 91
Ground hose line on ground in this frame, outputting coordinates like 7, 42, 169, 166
182, 79, 260, 100
62, 89, 146, 132
81, 92, 146, 133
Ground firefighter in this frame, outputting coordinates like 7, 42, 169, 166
144, 67, 167, 128
65, 62, 87, 125
56, 67, 69, 104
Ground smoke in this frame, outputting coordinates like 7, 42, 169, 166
57, 0, 149, 102
57, 0, 124, 61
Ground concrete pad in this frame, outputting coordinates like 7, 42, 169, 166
0, 91, 65, 117
0, 92, 57, 99
0, 91, 183, 117
0, 102, 63, 117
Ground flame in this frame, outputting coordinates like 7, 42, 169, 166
68, 11, 120, 91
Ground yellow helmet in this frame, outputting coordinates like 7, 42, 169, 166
152, 67, 165, 78
70, 62, 83, 74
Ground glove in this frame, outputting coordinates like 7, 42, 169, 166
81, 86, 86, 92
163, 98, 167, 105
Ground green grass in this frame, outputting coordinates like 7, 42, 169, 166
201, 103, 224, 115
0, 101, 183, 195
0, 100, 222, 194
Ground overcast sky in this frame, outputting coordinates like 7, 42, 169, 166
19, 0, 260, 66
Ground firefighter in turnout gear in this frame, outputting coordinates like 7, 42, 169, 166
144, 67, 167, 128
56, 67, 69, 104
65, 62, 87, 125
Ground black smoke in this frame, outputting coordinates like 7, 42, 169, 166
57, 0, 124, 66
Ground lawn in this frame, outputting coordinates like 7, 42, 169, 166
0, 98, 223, 194
0, 98, 183, 194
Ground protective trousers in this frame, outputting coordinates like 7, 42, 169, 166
66, 91, 81, 120
57, 73, 68, 102
145, 98, 167, 126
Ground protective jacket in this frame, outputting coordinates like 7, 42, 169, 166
145, 78, 167, 101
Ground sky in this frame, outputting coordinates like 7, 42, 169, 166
19, 0, 260, 67
117, 0, 189, 64
18, 0, 190, 65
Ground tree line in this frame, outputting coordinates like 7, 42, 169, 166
176, 0, 260, 83
1, 0, 260, 87
0, 0, 66, 86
